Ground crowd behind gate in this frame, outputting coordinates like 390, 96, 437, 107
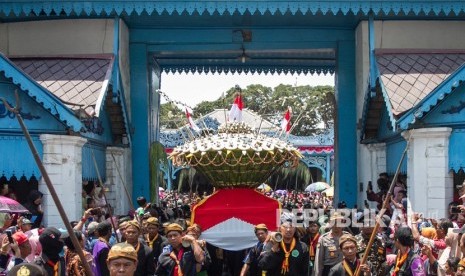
0, 175, 464, 276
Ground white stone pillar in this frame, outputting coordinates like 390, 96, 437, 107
39, 134, 87, 227
402, 128, 453, 219
366, 143, 387, 182
360, 143, 386, 208
106, 147, 131, 216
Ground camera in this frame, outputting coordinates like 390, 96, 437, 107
5, 230, 14, 244
271, 232, 283, 243
90, 207, 101, 216
182, 240, 191, 248
181, 235, 194, 248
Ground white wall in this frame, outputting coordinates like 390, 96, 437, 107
374, 21, 465, 49
0, 19, 114, 56
402, 128, 453, 218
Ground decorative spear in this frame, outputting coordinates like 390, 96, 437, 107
0, 91, 93, 276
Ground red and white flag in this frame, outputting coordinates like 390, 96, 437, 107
192, 188, 281, 250
185, 107, 200, 131
281, 107, 292, 133
229, 93, 243, 122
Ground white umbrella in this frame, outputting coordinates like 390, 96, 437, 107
257, 183, 272, 192
322, 186, 334, 197
305, 182, 330, 192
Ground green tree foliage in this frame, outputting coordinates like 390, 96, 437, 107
160, 84, 334, 135
149, 141, 168, 203
269, 84, 335, 136
160, 102, 184, 129
193, 84, 334, 136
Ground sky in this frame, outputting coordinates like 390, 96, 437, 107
160, 73, 335, 108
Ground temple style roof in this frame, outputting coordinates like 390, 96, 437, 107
375, 50, 465, 117
12, 56, 114, 117
361, 50, 465, 142
0, 53, 84, 132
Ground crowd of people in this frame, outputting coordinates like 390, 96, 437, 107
236, 173, 465, 276
0, 173, 464, 275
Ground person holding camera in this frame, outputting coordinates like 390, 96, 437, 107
185, 224, 210, 275
156, 223, 205, 276
258, 220, 309, 276
240, 223, 268, 276
0, 231, 32, 272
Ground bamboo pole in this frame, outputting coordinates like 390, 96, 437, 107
354, 134, 411, 276
0, 92, 93, 276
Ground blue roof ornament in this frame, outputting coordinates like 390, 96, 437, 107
1, 1, 465, 17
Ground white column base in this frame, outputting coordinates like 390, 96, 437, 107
358, 143, 386, 209
39, 134, 87, 228
402, 128, 453, 219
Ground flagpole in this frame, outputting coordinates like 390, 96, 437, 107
288, 112, 305, 135
289, 114, 304, 134
184, 125, 195, 140
198, 113, 212, 136
229, 85, 243, 123
185, 107, 201, 137
256, 117, 264, 136
277, 107, 292, 139
182, 108, 196, 140
222, 92, 228, 127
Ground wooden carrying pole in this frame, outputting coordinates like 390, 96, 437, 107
0, 92, 93, 276
354, 135, 411, 276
